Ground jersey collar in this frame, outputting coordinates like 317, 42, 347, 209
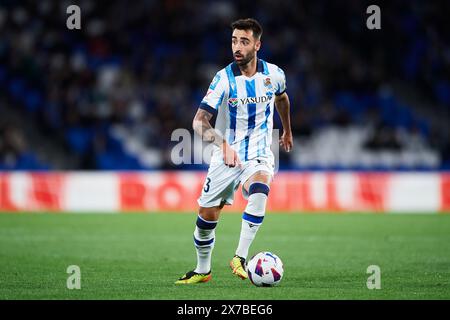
231, 58, 264, 77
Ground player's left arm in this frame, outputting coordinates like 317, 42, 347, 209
275, 92, 293, 152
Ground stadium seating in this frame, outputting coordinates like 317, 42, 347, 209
0, 1, 449, 171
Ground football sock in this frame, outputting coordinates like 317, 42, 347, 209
235, 182, 270, 259
193, 215, 217, 274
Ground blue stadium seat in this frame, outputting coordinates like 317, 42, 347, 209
24, 89, 43, 113
65, 127, 94, 156
9, 78, 25, 100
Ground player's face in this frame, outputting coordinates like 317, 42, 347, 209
232, 29, 261, 66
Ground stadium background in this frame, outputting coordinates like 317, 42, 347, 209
0, 0, 449, 300
1, 0, 449, 212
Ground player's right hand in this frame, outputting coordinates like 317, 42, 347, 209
222, 141, 241, 168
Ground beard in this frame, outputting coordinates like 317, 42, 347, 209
234, 51, 255, 66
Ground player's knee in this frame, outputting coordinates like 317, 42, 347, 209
198, 206, 221, 222
245, 182, 270, 216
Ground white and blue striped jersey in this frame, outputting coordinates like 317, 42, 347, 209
199, 59, 287, 166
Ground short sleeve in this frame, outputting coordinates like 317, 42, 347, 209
199, 72, 227, 116
275, 67, 287, 96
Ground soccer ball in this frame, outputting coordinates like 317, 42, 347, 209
246, 251, 284, 287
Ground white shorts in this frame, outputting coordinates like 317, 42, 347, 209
197, 159, 274, 208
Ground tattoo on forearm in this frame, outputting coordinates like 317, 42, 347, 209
193, 109, 224, 147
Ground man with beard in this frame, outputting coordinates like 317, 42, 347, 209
176, 18, 293, 284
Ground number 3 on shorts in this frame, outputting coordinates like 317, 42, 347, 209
203, 177, 211, 193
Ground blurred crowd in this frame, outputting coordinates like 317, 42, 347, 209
0, 122, 48, 170
0, 0, 449, 170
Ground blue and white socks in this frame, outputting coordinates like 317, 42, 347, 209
193, 182, 270, 272
193, 215, 217, 274
235, 182, 270, 259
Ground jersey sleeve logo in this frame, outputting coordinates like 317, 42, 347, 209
209, 74, 221, 90
277, 67, 285, 76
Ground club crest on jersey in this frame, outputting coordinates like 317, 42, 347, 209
263, 77, 273, 89
228, 98, 238, 108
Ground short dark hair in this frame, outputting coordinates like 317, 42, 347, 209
231, 18, 263, 40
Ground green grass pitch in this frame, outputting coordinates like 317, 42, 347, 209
0, 213, 449, 299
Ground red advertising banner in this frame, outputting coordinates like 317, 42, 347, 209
0, 172, 448, 213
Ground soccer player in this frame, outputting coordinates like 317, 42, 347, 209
176, 18, 293, 284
